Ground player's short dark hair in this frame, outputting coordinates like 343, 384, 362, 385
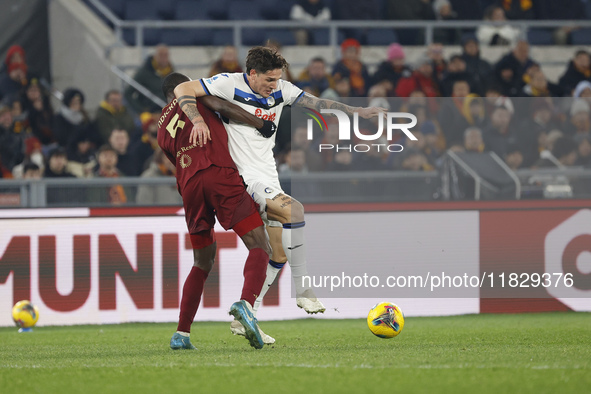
245, 46, 288, 75
161, 72, 191, 102
310, 57, 325, 64
575, 49, 590, 58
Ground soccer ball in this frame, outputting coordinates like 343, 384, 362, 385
12, 300, 39, 329
367, 302, 404, 338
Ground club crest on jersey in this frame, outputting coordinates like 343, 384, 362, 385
267, 96, 275, 106
180, 154, 192, 169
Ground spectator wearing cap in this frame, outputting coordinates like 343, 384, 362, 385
0, 45, 30, 102
493, 39, 537, 97
332, 39, 371, 97
21, 78, 54, 145
395, 55, 440, 98
432, 0, 459, 44
0, 105, 23, 171
566, 99, 591, 136
124, 44, 173, 114
94, 89, 136, 145
460, 35, 491, 96
477, 6, 521, 46
372, 44, 412, 94
296, 57, 334, 97
53, 88, 99, 149
136, 148, 181, 205
558, 50, 591, 97
573, 81, 591, 98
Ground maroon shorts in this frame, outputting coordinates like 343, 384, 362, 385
181, 166, 262, 248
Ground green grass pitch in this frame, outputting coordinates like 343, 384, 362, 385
1, 312, 589, 393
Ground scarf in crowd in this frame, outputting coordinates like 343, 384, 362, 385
99, 100, 124, 115
97, 168, 127, 205
152, 57, 173, 77
342, 59, 365, 94
59, 105, 84, 125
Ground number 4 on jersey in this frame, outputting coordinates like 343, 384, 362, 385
166, 114, 185, 138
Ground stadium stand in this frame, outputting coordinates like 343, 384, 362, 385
2, 0, 591, 207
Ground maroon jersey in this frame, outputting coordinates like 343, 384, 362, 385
157, 99, 236, 192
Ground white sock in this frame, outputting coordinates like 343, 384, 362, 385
282, 222, 308, 296
176, 331, 189, 337
253, 262, 282, 315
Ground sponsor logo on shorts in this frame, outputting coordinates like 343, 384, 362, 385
180, 154, 192, 169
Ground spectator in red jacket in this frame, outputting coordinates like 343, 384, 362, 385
332, 39, 371, 97
396, 55, 441, 98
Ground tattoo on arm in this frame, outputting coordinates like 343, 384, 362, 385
296, 92, 359, 116
177, 95, 203, 124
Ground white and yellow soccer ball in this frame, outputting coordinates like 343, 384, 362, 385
12, 300, 39, 329
367, 302, 404, 338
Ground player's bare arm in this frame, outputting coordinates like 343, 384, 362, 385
296, 92, 386, 119
174, 81, 210, 146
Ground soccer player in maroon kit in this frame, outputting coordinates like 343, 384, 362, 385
159, 72, 277, 350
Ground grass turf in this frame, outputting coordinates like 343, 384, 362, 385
0, 312, 589, 394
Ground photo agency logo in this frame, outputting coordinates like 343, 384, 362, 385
304, 109, 418, 153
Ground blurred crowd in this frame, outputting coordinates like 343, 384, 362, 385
1, 25, 591, 204
289, 0, 590, 45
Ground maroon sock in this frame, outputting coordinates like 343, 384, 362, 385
240, 248, 268, 306
177, 266, 208, 333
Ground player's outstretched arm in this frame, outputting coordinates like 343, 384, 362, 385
199, 95, 278, 138
174, 81, 210, 146
296, 92, 386, 119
